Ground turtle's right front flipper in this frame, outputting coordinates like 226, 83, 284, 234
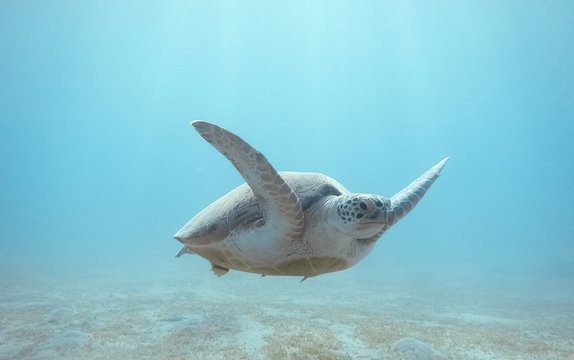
388, 157, 450, 225
190, 121, 305, 249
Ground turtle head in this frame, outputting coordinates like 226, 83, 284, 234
333, 193, 392, 239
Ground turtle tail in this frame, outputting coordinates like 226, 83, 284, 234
388, 157, 450, 225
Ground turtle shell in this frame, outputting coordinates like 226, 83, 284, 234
174, 171, 348, 245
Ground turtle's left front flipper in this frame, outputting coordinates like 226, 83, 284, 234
388, 157, 450, 225
190, 121, 305, 249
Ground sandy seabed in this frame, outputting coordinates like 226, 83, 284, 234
1, 264, 573, 360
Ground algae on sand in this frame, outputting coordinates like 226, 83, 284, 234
1, 272, 573, 360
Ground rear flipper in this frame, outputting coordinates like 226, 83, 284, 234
175, 246, 195, 258
211, 264, 229, 277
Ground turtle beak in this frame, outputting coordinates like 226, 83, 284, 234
355, 221, 386, 238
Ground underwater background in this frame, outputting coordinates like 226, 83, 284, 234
1, 1, 573, 359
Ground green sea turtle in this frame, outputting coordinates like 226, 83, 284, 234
174, 121, 449, 281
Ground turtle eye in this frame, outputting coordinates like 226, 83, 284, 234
358, 199, 376, 214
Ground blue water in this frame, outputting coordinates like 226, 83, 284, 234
1, 1, 574, 359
